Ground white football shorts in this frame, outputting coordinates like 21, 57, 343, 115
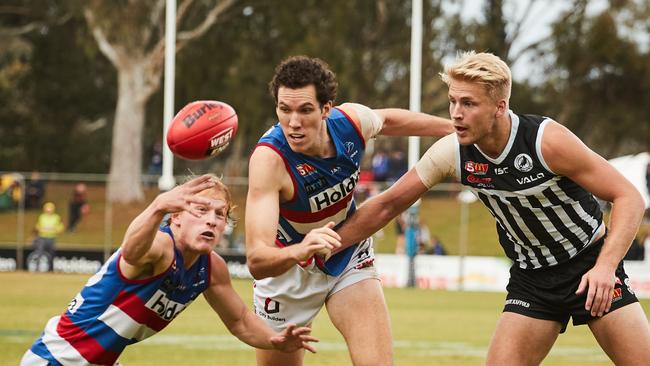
252, 237, 378, 332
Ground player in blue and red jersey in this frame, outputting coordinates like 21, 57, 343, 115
21, 175, 317, 366
245, 56, 453, 366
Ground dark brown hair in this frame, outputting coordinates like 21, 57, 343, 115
269, 55, 338, 107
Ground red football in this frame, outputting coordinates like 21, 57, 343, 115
166, 100, 238, 160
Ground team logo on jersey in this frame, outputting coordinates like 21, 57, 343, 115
296, 163, 316, 176
514, 154, 533, 172
345, 141, 358, 159
264, 297, 280, 314
309, 170, 359, 212
465, 161, 489, 175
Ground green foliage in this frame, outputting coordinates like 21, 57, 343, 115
1, 0, 649, 175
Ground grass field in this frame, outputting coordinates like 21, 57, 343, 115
2, 272, 648, 365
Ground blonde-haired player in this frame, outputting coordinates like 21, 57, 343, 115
22, 175, 317, 366
336, 51, 650, 365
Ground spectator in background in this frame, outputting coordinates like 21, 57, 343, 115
0, 173, 22, 211
67, 183, 90, 233
394, 212, 407, 254
371, 150, 390, 183
429, 235, 447, 256
25, 171, 46, 209
387, 150, 407, 183
148, 141, 163, 176
30, 202, 64, 271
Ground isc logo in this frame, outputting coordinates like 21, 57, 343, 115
208, 128, 234, 156
145, 290, 188, 321
309, 170, 359, 212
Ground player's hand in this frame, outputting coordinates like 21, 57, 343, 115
154, 175, 221, 215
289, 222, 341, 263
270, 324, 319, 353
575, 263, 617, 317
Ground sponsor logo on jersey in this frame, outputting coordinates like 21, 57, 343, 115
467, 174, 492, 184
304, 176, 328, 194
145, 289, 189, 321
494, 167, 509, 175
516, 172, 545, 185
276, 225, 292, 242
67, 293, 85, 314
296, 163, 317, 177
182, 102, 217, 128
612, 287, 623, 302
514, 153, 534, 172
309, 170, 359, 212
208, 127, 234, 156
465, 161, 489, 175
624, 277, 635, 295
264, 298, 280, 314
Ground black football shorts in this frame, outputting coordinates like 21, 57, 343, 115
503, 236, 639, 333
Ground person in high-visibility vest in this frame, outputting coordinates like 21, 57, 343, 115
32, 202, 64, 271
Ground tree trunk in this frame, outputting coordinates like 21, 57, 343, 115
107, 61, 148, 203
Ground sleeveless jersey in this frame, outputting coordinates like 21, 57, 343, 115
257, 107, 365, 276
28, 226, 211, 365
457, 111, 604, 269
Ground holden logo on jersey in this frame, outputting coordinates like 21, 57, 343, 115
514, 153, 533, 172
146, 289, 189, 321
309, 170, 359, 212
264, 298, 280, 314
208, 127, 234, 156
465, 161, 489, 175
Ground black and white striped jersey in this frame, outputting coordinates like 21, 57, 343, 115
456, 111, 604, 269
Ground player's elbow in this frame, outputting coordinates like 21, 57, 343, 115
246, 252, 273, 280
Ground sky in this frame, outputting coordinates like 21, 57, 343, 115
445, 0, 612, 82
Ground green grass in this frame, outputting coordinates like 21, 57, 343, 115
1, 272, 648, 365
0, 183, 504, 256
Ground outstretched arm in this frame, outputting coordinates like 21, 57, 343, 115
336, 134, 458, 251
338, 103, 453, 141
119, 175, 216, 278
336, 169, 429, 249
203, 253, 318, 353
542, 121, 645, 317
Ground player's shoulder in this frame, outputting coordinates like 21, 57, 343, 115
208, 251, 231, 285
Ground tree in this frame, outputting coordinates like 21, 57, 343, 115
82, 0, 235, 203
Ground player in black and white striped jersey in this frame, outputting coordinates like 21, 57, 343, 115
335, 51, 650, 365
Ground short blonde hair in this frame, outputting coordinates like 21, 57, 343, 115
440, 51, 512, 102
169, 174, 237, 225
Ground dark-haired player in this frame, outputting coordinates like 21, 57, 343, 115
245, 55, 453, 366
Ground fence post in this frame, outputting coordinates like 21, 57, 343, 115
16, 178, 26, 270
103, 198, 112, 261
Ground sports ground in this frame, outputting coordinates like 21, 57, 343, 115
3, 272, 648, 365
